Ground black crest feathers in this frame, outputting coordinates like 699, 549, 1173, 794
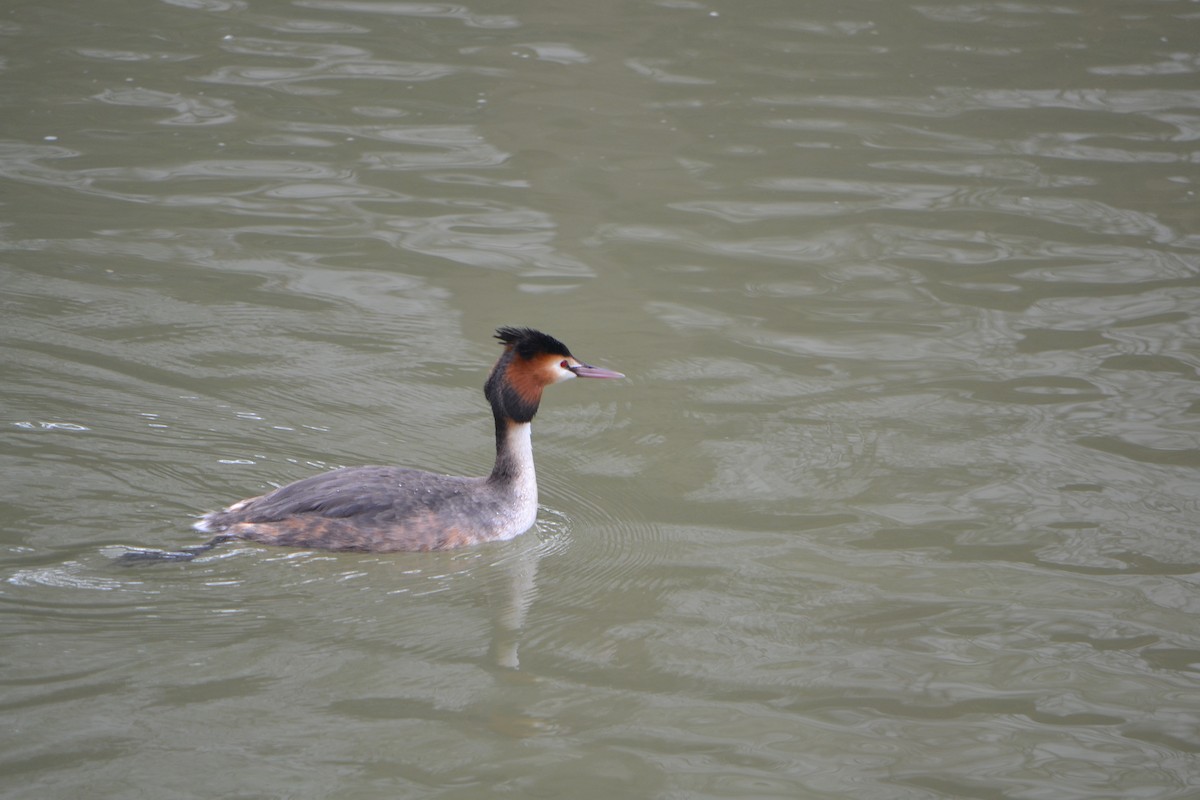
494, 327, 572, 360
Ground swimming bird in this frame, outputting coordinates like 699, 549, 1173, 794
122, 327, 622, 561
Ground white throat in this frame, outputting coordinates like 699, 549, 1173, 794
503, 421, 537, 497
495, 421, 538, 539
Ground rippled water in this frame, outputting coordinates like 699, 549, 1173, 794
3, 1, 1200, 798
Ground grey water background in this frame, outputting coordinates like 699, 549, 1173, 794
3, 0, 1200, 797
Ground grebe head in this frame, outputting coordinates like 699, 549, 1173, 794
485, 327, 623, 422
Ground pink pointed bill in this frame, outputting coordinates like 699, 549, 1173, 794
570, 363, 624, 379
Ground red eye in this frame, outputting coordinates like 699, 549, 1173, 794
560, 360, 570, 369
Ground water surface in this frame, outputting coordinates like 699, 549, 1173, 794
3, 1, 1200, 798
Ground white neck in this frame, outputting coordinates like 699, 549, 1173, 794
490, 420, 539, 539
501, 421, 537, 498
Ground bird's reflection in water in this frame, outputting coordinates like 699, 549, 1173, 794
484, 507, 570, 671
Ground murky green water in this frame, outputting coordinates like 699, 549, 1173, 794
3, 1, 1200, 797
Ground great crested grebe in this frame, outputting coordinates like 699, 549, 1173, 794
122, 327, 622, 561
